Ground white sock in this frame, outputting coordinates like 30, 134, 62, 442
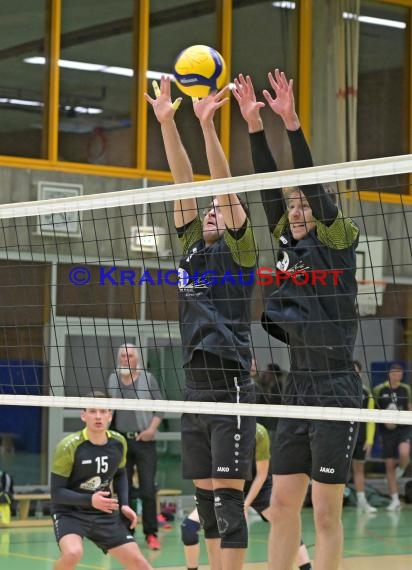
357, 492, 366, 502
391, 493, 400, 503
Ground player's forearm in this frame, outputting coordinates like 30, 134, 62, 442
366, 397, 376, 444
159, 120, 197, 228
161, 120, 193, 184
287, 128, 337, 224
246, 116, 264, 133
244, 476, 265, 508
365, 422, 375, 446
249, 130, 285, 233
148, 416, 162, 432
50, 473, 92, 507
201, 121, 231, 180
219, 194, 247, 232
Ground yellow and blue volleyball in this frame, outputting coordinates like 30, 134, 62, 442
173, 45, 227, 98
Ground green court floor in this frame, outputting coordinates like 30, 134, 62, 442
1, 506, 411, 569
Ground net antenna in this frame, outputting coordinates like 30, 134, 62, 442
356, 235, 386, 316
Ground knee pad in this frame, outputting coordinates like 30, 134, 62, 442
195, 488, 220, 539
214, 488, 248, 549
181, 516, 201, 546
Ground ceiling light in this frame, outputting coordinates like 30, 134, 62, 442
58, 59, 104, 71
101, 66, 133, 77
272, 1, 296, 8
63, 105, 103, 115
270, 5, 406, 29
343, 12, 406, 29
0, 97, 43, 108
24, 57, 175, 80
0, 96, 102, 114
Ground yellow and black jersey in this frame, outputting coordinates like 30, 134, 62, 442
251, 127, 359, 372
51, 428, 127, 514
177, 216, 258, 372
374, 381, 411, 412
373, 381, 412, 430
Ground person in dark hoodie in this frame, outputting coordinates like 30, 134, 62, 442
233, 70, 362, 570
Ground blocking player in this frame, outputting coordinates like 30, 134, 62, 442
181, 424, 312, 570
50, 399, 152, 570
146, 76, 258, 570
233, 70, 362, 570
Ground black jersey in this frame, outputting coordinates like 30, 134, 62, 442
51, 428, 127, 514
373, 381, 412, 431
177, 216, 257, 372
250, 128, 359, 372
264, 219, 359, 371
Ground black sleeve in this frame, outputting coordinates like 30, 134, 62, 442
50, 473, 93, 507
112, 467, 129, 508
287, 128, 338, 226
249, 130, 286, 234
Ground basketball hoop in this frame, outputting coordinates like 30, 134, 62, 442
356, 279, 387, 316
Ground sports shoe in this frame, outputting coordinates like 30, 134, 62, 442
385, 500, 401, 512
357, 501, 377, 514
146, 534, 161, 550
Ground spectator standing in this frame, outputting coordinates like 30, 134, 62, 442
107, 343, 164, 550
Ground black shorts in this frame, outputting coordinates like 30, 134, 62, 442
352, 425, 367, 461
271, 372, 362, 484
182, 409, 256, 480
381, 426, 411, 459
182, 353, 256, 480
52, 510, 136, 553
245, 475, 272, 517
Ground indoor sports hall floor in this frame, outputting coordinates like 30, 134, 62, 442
1, 506, 411, 569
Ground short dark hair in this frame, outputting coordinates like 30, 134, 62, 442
205, 195, 250, 219
83, 390, 110, 410
389, 362, 404, 372
85, 390, 108, 398
267, 362, 282, 373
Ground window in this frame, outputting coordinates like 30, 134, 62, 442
358, 1, 409, 160
147, 0, 220, 174
58, 0, 135, 166
0, 0, 47, 158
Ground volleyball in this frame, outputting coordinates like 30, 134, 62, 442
173, 45, 227, 98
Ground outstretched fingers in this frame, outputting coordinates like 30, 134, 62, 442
145, 76, 182, 111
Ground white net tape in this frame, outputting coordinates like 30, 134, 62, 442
0, 153, 411, 219
0, 394, 411, 425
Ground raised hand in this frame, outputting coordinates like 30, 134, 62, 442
145, 76, 182, 124
192, 85, 229, 126
263, 69, 300, 131
232, 74, 265, 131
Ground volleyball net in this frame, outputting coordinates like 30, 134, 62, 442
0, 154, 411, 426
